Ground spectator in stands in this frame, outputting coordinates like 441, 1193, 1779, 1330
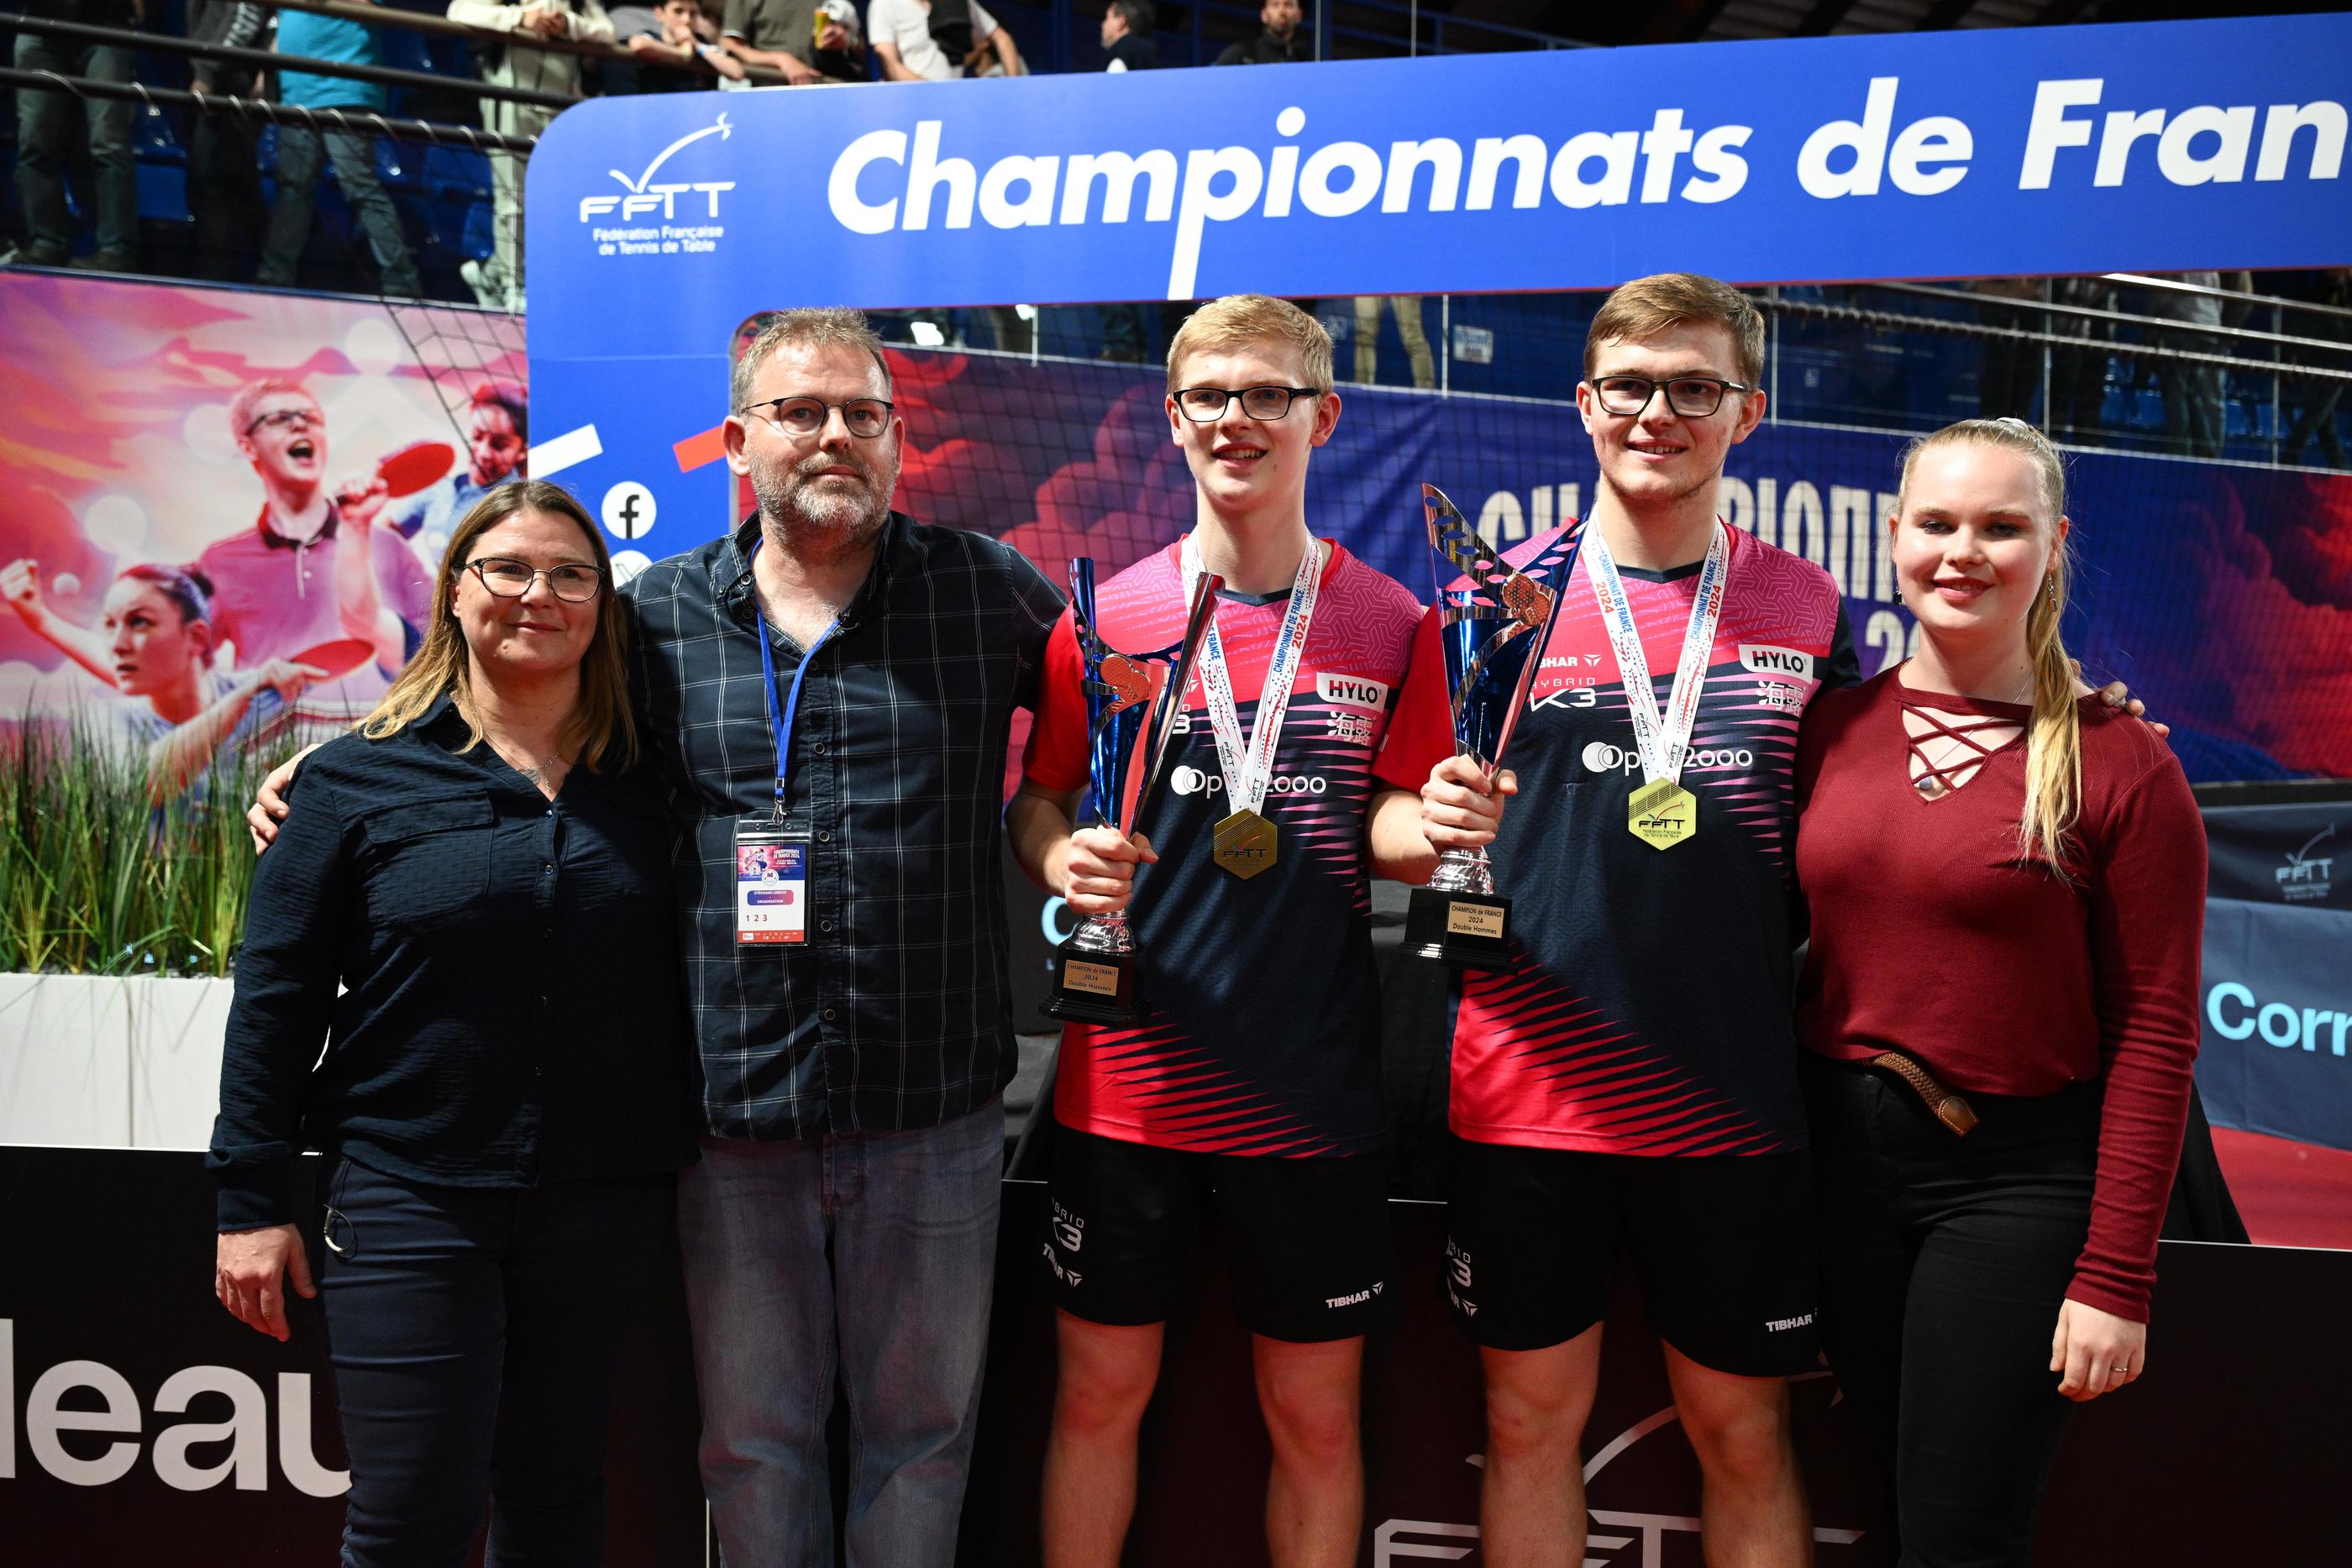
1095, 1, 1158, 363
2281, 268, 2349, 470
869, 0, 1023, 81
390, 383, 530, 566
259, 0, 424, 299
721, 0, 867, 83
1100, 0, 1155, 70
186, 0, 273, 281
1970, 276, 2044, 422
1352, 296, 1435, 390
2048, 275, 2113, 442
617, 0, 746, 87
449, 0, 616, 315
9, 0, 140, 271
2145, 270, 2249, 461
1215, 0, 1308, 65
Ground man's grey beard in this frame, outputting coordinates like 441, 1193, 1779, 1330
751, 448, 895, 543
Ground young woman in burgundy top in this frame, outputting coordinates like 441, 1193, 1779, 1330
1793, 417, 2205, 1566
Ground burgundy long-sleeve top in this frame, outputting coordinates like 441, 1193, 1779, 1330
1794, 670, 2208, 1323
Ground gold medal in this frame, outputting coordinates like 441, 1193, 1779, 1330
1628, 779, 1697, 850
1212, 808, 1278, 878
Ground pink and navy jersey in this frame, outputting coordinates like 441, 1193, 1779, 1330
1026, 538, 1423, 1157
1375, 523, 1858, 1157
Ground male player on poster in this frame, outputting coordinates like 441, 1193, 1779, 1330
1010, 294, 1423, 1568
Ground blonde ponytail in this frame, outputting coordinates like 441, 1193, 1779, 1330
1897, 417, 2082, 876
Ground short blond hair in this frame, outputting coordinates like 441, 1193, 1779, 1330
732, 307, 891, 412
1585, 273, 1766, 391
1166, 294, 1333, 395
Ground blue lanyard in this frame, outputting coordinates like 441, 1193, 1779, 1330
748, 540, 838, 817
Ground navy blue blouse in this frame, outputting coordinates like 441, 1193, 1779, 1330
210, 694, 699, 1230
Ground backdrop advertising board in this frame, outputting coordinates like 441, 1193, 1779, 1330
524, 13, 2352, 330
6, 1148, 2346, 1567
0, 272, 522, 810
532, 346, 2352, 786
2196, 797, 2352, 1152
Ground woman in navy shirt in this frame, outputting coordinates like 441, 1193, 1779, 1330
210, 480, 696, 1567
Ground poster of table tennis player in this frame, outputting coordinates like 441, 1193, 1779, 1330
0, 271, 526, 806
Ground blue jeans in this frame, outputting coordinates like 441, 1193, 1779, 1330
676, 1099, 1004, 1568
12, 34, 136, 254
317, 1159, 675, 1568
260, 125, 422, 296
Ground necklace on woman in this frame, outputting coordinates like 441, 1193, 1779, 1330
491, 735, 573, 796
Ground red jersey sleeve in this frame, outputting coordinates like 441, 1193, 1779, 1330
2069, 744, 2208, 1323
1372, 604, 1454, 794
1021, 609, 1092, 795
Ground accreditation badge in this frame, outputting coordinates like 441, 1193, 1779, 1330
734, 820, 811, 944
1628, 779, 1698, 850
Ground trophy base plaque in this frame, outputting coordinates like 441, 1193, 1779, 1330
1044, 947, 1139, 1025
1406, 884, 1513, 971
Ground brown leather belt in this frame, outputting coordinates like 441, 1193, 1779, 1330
1871, 1051, 1979, 1136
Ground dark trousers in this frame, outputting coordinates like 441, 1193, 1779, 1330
1803, 1054, 2099, 1568
260, 126, 421, 296
187, 111, 266, 281
318, 1158, 675, 1568
11, 34, 137, 254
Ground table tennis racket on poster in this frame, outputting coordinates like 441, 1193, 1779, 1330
288, 637, 377, 682
377, 441, 457, 498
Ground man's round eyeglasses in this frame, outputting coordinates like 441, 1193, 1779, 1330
466, 557, 606, 603
1173, 385, 1322, 423
741, 396, 895, 439
1590, 375, 1751, 419
246, 407, 322, 434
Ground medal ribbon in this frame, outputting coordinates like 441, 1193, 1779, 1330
1583, 520, 1729, 786
1181, 533, 1323, 818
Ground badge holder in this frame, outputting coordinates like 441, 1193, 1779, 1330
735, 817, 811, 945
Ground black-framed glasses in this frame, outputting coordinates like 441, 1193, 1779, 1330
740, 396, 895, 439
1589, 375, 1751, 419
466, 557, 606, 603
246, 407, 322, 434
1173, 385, 1322, 423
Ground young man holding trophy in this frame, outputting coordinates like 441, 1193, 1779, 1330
1370, 273, 1856, 1568
1010, 294, 1424, 1568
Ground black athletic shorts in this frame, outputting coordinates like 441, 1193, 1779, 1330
1443, 1135, 1819, 1377
1044, 1123, 1398, 1344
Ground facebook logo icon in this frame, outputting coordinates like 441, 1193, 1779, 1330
600, 480, 657, 541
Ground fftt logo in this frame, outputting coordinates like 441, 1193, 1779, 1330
2277, 826, 2335, 903
579, 114, 738, 222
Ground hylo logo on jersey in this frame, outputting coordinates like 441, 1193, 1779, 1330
1315, 671, 1389, 711
1739, 643, 1814, 680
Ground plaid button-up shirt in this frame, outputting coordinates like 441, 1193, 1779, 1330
624, 512, 1064, 1141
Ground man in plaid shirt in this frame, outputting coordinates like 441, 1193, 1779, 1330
254, 308, 1063, 1565
628, 308, 1062, 1564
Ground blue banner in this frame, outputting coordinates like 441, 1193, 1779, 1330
525, 12, 2351, 365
